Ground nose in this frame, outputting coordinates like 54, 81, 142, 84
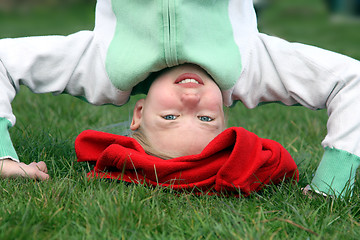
180, 93, 200, 108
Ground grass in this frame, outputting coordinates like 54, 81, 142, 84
1, 0, 360, 239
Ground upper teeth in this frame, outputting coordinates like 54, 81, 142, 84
178, 79, 199, 84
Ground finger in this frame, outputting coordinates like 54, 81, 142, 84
36, 161, 48, 173
302, 185, 329, 199
301, 185, 311, 195
29, 161, 48, 173
36, 171, 50, 180
18, 162, 49, 180
29, 162, 39, 168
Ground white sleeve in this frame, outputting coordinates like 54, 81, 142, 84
226, 33, 360, 157
0, 31, 130, 124
0, 31, 130, 160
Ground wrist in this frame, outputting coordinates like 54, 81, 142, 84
311, 147, 360, 197
0, 118, 19, 162
0, 158, 20, 178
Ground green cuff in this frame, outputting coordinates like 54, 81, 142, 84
311, 147, 360, 197
0, 118, 19, 161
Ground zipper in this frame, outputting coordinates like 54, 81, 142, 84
163, 0, 178, 67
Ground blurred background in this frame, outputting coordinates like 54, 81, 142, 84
0, 0, 94, 11
255, 0, 360, 17
0, 0, 359, 61
0, 0, 96, 37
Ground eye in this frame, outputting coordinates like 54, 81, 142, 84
162, 115, 178, 120
198, 116, 214, 122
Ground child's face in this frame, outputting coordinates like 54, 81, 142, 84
131, 64, 226, 157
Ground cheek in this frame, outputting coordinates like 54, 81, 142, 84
205, 90, 224, 110
151, 93, 178, 109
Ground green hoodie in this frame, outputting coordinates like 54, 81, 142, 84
105, 0, 242, 92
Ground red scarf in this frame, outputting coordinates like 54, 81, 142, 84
75, 127, 298, 196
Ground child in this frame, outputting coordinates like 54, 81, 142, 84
0, 0, 359, 197
75, 63, 299, 196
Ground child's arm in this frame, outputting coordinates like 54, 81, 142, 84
0, 31, 129, 169
0, 33, 97, 166
225, 33, 360, 197
0, 159, 49, 180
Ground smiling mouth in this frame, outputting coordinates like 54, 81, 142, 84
177, 79, 200, 84
175, 73, 204, 85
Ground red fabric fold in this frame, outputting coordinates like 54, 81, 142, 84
75, 127, 298, 196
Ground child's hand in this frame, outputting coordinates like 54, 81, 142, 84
0, 159, 49, 180
302, 185, 329, 199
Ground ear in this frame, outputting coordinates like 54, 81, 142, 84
130, 99, 145, 130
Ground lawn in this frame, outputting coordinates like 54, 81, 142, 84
1, 0, 360, 239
